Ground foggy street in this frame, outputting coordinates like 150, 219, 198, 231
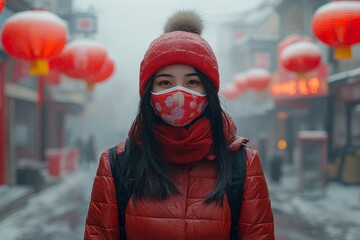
1, 0, 360, 239
1, 163, 359, 240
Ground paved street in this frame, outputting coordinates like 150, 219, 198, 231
0, 164, 359, 240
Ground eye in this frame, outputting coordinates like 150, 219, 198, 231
187, 79, 202, 86
158, 80, 172, 86
154, 77, 172, 87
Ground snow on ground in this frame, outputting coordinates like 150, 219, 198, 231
0, 169, 94, 240
269, 164, 360, 240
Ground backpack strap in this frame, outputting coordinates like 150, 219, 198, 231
109, 139, 134, 240
226, 145, 247, 240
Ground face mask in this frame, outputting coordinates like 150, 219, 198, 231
151, 86, 208, 127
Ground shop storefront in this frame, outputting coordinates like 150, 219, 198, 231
5, 59, 40, 186
329, 73, 360, 184
270, 64, 329, 163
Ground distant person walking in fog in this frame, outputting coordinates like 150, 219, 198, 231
85, 134, 97, 167
84, 10, 274, 240
75, 137, 86, 167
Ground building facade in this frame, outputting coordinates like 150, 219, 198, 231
218, 0, 360, 185
0, 0, 95, 187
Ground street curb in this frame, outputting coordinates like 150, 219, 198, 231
0, 189, 35, 221
0, 179, 60, 221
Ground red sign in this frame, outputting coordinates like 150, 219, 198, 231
74, 14, 97, 34
271, 64, 328, 100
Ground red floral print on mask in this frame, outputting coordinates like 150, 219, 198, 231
151, 86, 207, 127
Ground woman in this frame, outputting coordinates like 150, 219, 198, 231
84, 10, 274, 240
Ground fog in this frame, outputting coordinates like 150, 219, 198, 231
2, 1, 360, 239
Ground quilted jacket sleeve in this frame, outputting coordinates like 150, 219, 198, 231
84, 149, 120, 240
238, 147, 275, 240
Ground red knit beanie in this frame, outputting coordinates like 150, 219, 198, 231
139, 11, 219, 96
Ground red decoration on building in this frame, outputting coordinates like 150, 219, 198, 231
312, 1, 360, 60
271, 64, 328, 100
1, 10, 67, 75
60, 40, 109, 79
0, 0, 5, 14
85, 57, 115, 90
278, 35, 302, 54
245, 68, 271, 91
220, 84, 241, 100
49, 56, 65, 72
280, 41, 322, 74
233, 73, 248, 92
87, 58, 115, 83
278, 35, 313, 66
278, 35, 312, 54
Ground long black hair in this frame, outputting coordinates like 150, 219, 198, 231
128, 69, 232, 204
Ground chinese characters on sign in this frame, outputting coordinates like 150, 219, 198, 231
272, 77, 321, 96
271, 64, 328, 100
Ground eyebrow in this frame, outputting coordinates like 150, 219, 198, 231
155, 73, 199, 78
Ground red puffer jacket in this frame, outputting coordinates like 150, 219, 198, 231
84, 140, 274, 240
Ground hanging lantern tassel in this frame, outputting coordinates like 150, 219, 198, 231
297, 71, 307, 79
0, 0, 6, 14
334, 46, 351, 60
87, 82, 95, 92
30, 59, 49, 75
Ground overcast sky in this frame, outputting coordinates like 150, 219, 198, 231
70, 0, 263, 148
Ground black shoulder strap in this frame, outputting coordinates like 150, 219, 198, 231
226, 145, 247, 240
109, 139, 134, 240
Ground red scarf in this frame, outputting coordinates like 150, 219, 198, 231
153, 117, 214, 164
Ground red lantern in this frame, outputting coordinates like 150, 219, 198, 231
246, 68, 271, 91
0, 0, 5, 14
85, 58, 115, 91
60, 40, 109, 79
1, 10, 67, 75
312, 1, 360, 60
280, 41, 322, 74
87, 58, 115, 83
220, 84, 241, 100
233, 73, 248, 95
278, 35, 312, 66
278, 34, 303, 54
49, 56, 65, 72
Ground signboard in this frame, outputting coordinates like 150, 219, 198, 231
73, 14, 97, 34
271, 64, 328, 100
253, 51, 270, 69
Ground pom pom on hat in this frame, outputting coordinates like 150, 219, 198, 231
139, 10, 219, 96
164, 10, 203, 35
